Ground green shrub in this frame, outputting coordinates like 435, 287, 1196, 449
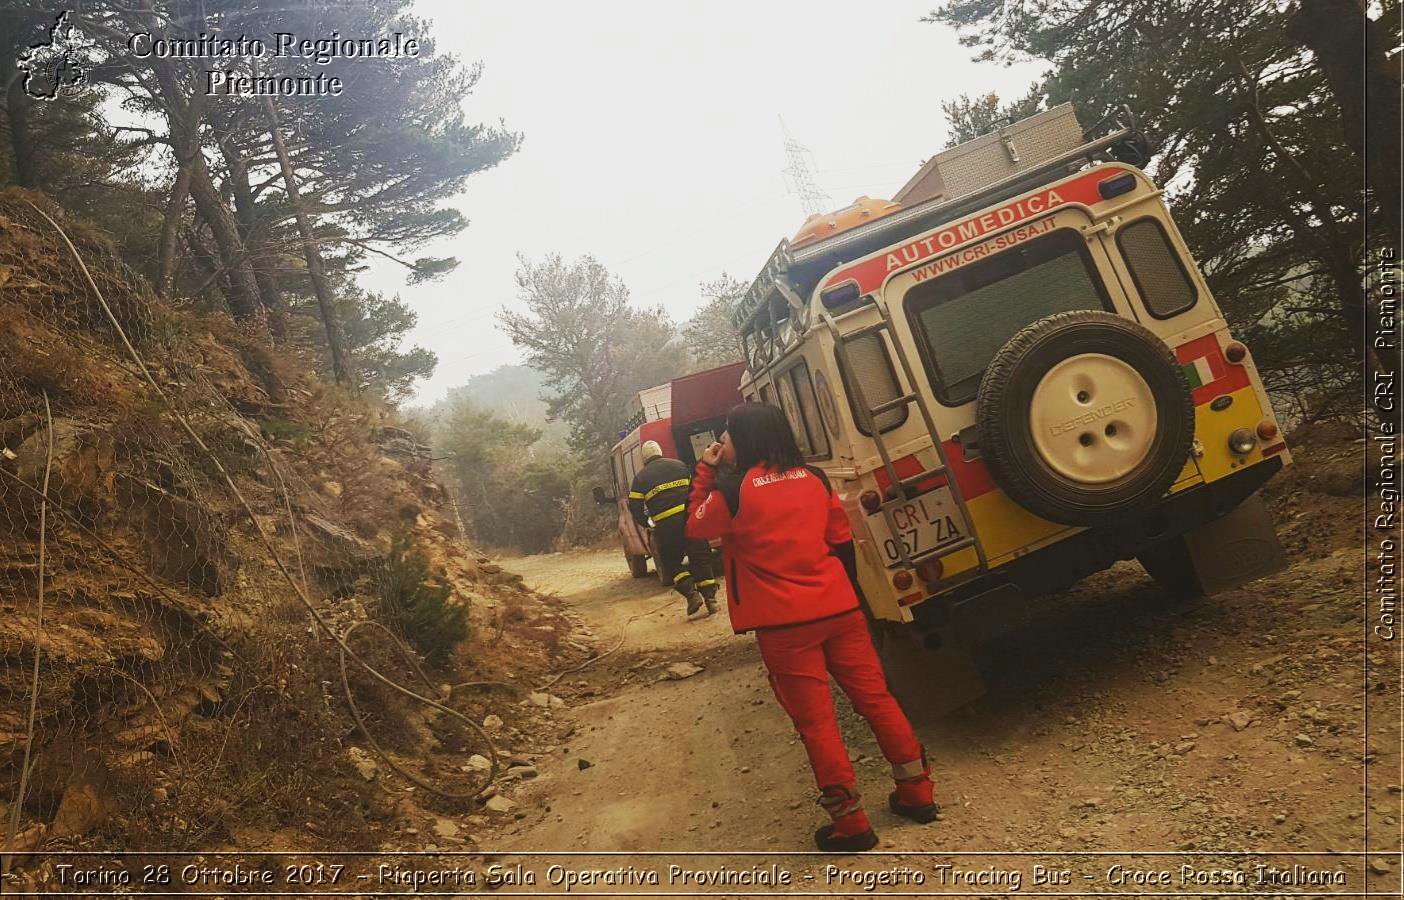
259, 417, 310, 443
376, 534, 468, 666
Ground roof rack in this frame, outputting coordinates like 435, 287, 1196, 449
733, 107, 1148, 349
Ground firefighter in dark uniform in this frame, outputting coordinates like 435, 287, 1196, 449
628, 440, 718, 617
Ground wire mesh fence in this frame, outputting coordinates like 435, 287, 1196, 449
0, 189, 502, 868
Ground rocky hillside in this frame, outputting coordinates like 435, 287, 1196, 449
0, 188, 583, 870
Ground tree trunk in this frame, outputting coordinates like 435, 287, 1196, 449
156, 153, 193, 298
2, 59, 36, 188
1289, 0, 1402, 249
133, 6, 263, 323
262, 96, 354, 386
183, 226, 223, 300
218, 134, 288, 337
186, 154, 261, 320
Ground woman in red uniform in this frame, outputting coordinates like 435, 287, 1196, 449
686, 402, 936, 852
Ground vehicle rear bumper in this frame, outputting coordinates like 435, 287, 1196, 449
911, 456, 1284, 629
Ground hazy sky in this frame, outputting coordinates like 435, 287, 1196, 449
360, 1, 1047, 403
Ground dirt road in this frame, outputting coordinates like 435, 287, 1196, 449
482, 478, 1399, 893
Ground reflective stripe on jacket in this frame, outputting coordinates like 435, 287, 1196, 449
628, 457, 692, 526
685, 460, 856, 634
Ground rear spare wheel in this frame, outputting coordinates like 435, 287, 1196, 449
975, 310, 1193, 526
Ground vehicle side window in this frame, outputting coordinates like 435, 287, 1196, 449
789, 360, 830, 459
772, 360, 830, 461
837, 332, 908, 435
775, 373, 813, 458
1116, 218, 1198, 319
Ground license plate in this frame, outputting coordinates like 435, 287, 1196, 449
865, 487, 966, 568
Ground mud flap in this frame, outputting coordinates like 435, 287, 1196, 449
1182, 491, 1287, 594
870, 621, 987, 725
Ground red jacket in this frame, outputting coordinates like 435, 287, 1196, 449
686, 460, 857, 633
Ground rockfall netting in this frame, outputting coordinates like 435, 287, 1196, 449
0, 188, 521, 867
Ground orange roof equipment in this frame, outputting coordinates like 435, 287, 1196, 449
790, 196, 901, 249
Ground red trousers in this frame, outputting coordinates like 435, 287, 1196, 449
755, 609, 923, 793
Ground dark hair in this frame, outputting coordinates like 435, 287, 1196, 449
726, 402, 804, 472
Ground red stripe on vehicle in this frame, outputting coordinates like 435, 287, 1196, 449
822, 168, 1114, 296
872, 447, 997, 502
944, 441, 997, 498
872, 454, 937, 494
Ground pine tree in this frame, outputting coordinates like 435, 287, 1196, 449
926, 0, 1379, 412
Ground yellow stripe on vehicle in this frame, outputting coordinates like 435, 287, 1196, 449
645, 478, 690, 501
1190, 384, 1268, 483
960, 490, 1070, 570
958, 447, 1207, 573
876, 392, 1242, 604
652, 504, 687, 521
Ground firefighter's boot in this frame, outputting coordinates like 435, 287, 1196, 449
888, 748, 939, 823
814, 785, 877, 853
701, 587, 719, 616
685, 590, 705, 619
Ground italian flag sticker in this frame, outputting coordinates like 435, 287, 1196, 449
1182, 356, 1215, 389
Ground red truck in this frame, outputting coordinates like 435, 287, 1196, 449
594, 362, 745, 578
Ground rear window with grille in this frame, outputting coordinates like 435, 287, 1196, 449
906, 228, 1112, 406
838, 332, 908, 435
1117, 218, 1198, 319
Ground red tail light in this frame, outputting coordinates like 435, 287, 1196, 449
1256, 420, 1279, 441
915, 557, 944, 584
859, 490, 882, 513
1224, 341, 1247, 363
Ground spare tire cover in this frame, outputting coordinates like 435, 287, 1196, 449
975, 310, 1194, 526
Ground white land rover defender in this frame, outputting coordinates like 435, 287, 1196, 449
732, 105, 1289, 693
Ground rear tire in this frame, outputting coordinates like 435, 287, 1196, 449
626, 551, 650, 579
1137, 535, 1205, 598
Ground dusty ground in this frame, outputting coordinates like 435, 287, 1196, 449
16, 445, 1397, 896
474, 461, 1402, 895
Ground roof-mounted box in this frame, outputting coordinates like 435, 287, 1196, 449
893, 103, 1085, 206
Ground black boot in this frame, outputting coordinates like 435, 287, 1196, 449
814, 786, 878, 852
